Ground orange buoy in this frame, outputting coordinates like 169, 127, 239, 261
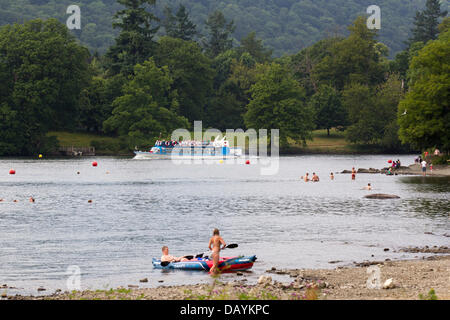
9, 169, 15, 175
245, 160, 250, 165
92, 161, 98, 167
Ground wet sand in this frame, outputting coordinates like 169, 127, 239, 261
5, 255, 449, 300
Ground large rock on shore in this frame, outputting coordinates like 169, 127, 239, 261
357, 168, 380, 173
364, 194, 400, 199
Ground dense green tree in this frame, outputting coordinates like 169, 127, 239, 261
343, 75, 404, 145
237, 32, 272, 63
0, 18, 90, 155
103, 59, 189, 147
162, 5, 197, 41
244, 63, 314, 146
409, 0, 447, 45
154, 37, 213, 122
202, 10, 235, 58
105, 0, 159, 75
206, 52, 262, 130
315, 16, 387, 90
398, 29, 450, 152
290, 38, 341, 97
309, 85, 347, 136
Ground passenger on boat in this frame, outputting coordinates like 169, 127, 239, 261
161, 246, 189, 263
208, 229, 227, 274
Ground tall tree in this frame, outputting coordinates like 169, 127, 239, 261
343, 75, 404, 145
154, 37, 213, 122
398, 29, 450, 152
314, 16, 386, 90
244, 63, 314, 146
0, 18, 90, 155
105, 0, 159, 75
103, 59, 189, 147
309, 85, 347, 136
163, 5, 197, 41
238, 32, 272, 63
202, 10, 235, 58
410, 0, 447, 45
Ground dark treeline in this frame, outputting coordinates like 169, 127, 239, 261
2, 0, 447, 57
0, 0, 448, 155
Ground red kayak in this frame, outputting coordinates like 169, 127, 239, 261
206, 255, 257, 272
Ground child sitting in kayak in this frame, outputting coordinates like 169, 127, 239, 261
208, 228, 227, 274
161, 246, 189, 263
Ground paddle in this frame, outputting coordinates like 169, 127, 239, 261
159, 244, 239, 267
195, 243, 238, 259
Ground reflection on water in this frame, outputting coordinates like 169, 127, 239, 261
402, 198, 450, 219
0, 155, 449, 295
400, 176, 450, 193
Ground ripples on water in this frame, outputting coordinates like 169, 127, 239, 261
0, 155, 448, 295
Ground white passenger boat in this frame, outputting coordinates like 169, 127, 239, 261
133, 137, 243, 160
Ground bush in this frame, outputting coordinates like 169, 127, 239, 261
40, 135, 60, 154
431, 154, 450, 165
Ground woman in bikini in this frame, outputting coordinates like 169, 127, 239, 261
208, 228, 227, 274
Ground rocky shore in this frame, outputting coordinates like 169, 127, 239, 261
5, 254, 449, 300
341, 164, 450, 177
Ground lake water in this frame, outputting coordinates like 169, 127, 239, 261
0, 155, 449, 295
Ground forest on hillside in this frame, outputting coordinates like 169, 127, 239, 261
0, 0, 448, 157
1, 0, 448, 56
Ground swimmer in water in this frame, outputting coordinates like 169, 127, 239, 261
351, 167, 356, 180
364, 183, 372, 190
208, 228, 227, 275
303, 173, 310, 182
29, 197, 35, 203
311, 172, 319, 182
330, 172, 334, 180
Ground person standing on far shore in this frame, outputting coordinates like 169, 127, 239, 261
421, 159, 427, 176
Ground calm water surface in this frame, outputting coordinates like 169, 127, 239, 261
0, 155, 449, 295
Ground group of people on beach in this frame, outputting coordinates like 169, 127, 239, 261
161, 228, 226, 274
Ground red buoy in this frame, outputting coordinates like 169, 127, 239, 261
92, 161, 98, 167
245, 160, 250, 165
9, 169, 15, 175
387, 160, 392, 163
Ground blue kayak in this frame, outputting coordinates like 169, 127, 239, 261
152, 255, 257, 271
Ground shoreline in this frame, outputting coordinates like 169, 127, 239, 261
6, 254, 449, 300
340, 163, 450, 177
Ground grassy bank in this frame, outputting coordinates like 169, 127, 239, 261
47, 129, 403, 156
47, 131, 131, 156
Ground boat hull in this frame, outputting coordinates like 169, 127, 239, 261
152, 255, 257, 272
